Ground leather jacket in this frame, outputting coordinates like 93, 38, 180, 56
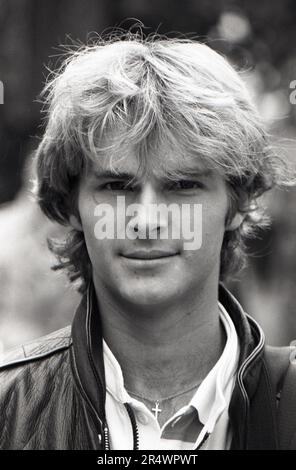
0, 283, 285, 450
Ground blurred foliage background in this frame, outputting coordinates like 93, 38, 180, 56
0, 0, 296, 353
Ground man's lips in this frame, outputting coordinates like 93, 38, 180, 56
120, 249, 179, 260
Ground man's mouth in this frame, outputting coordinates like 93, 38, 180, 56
120, 249, 179, 260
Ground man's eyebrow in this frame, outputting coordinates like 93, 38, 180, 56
165, 169, 213, 179
186, 169, 212, 177
92, 170, 136, 180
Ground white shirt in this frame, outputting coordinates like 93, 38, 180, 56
103, 302, 240, 450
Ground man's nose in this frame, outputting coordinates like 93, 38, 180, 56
130, 183, 168, 238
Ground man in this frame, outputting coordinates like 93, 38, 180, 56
0, 34, 295, 450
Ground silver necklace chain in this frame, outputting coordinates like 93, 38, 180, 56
126, 381, 200, 404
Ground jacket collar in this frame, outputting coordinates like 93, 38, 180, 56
71, 283, 107, 428
219, 285, 278, 449
71, 282, 278, 449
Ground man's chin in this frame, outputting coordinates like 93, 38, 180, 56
119, 285, 176, 308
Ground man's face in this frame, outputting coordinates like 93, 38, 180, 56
76, 146, 231, 309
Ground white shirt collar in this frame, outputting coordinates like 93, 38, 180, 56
189, 302, 239, 432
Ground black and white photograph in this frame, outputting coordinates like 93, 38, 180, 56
0, 0, 296, 454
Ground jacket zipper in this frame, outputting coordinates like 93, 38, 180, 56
124, 403, 140, 450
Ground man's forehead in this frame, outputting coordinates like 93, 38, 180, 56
87, 148, 212, 180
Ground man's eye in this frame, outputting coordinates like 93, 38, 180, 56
168, 180, 204, 191
102, 181, 133, 191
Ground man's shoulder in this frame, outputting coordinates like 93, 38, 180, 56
0, 326, 75, 449
0, 325, 73, 417
0, 325, 72, 371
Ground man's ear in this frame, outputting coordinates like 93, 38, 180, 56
225, 212, 245, 231
69, 214, 83, 231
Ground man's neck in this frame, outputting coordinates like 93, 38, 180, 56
93, 278, 225, 400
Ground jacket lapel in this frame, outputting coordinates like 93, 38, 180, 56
219, 285, 278, 449
71, 283, 107, 430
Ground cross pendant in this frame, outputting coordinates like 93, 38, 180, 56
152, 401, 162, 420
